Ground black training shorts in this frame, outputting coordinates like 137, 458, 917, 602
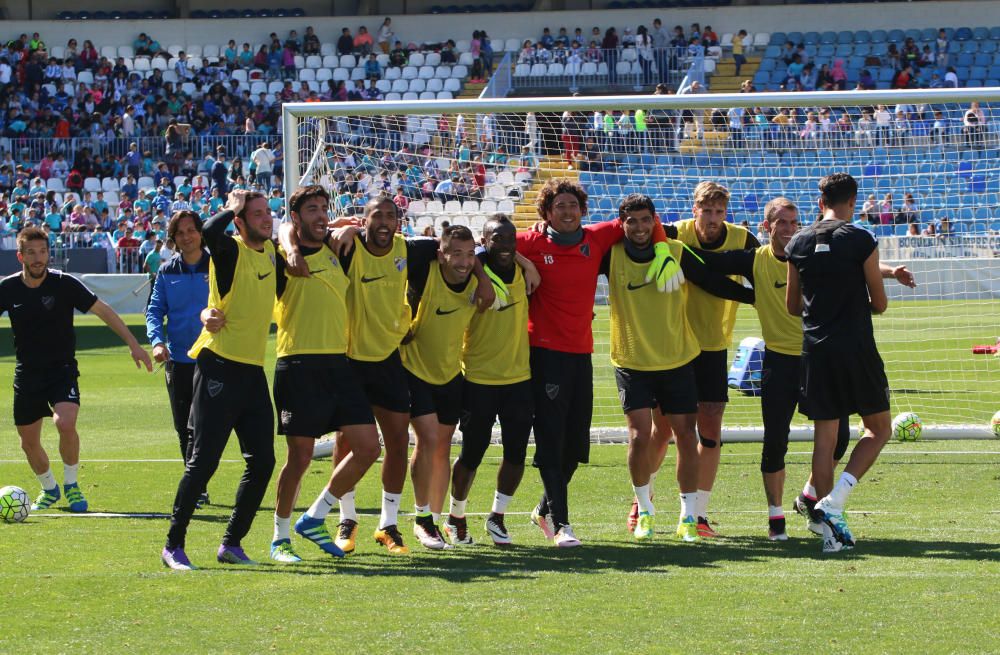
800, 344, 890, 420
349, 349, 411, 414
614, 362, 699, 416
274, 354, 375, 438
13, 363, 80, 426
692, 349, 729, 403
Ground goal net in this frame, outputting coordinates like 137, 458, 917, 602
283, 89, 1000, 441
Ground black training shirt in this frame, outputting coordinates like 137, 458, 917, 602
785, 220, 878, 352
0, 270, 98, 370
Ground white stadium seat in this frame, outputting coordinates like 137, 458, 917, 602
425, 52, 441, 67
435, 65, 452, 79
340, 55, 356, 68
452, 65, 468, 78
409, 79, 426, 92
418, 66, 435, 79
203, 45, 219, 58
323, 55, 339, 68
305, 55, 322, 69
333, 67, 350, 81
391, 79, 409, 93
443, 78, 461, 92
402, 91, 419, 101
299, 69, 316, 81
186, 45, 203, 57
316, 68, 333, 82
408, 52, 426, 67
426, 78, 444, 92
402, 66, 418, 80
458, 52, 475, 67
320, 43, 336, 56
375, 79, 391, 92
419, 91, 436, 100
101, 46, 117, 59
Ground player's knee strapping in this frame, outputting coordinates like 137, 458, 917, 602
697, 429, 720, 449
760, 435, 789, 473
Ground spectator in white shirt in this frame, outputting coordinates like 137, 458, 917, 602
250, 141, 275, 191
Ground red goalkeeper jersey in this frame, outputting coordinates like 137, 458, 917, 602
516, 219, 666, 354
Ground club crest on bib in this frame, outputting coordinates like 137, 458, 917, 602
545, 383, 560, 399
41, 296, 55, 310
329, 255, 339, 268
207, 379, 224, 398
394, 256, 406, 272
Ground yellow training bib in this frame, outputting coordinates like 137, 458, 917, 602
346, 234, 411, 361
463, 264, 530, 385
752, 244, 802, 356
275, 246, 350, 357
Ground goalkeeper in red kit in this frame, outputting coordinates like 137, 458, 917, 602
516, 178, 683, 547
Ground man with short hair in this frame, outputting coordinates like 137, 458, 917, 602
786, 173, 897, 553
145, 210, 210, 505
162, 190, 277, 570
664, 181, 759, 538
266, 186, 381, 563
1, 227, 152, 514
607, 194, 752, 542
444, 214, 538, 546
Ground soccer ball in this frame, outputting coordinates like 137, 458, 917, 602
991, 411, 1000, 438
892, 412, 922, 442
0, 486, 30, 523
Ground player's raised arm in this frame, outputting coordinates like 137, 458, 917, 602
89, 299, 153, 371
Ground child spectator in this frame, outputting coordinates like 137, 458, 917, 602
732, 30, 747, 76
365, 53, 381, 80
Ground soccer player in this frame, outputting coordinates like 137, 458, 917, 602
606, 195, 753, 541
444, 214, 537, 546
517, 179, 681, 547
267, 185, 381, 563
667, 181, 759, 538
1, 227, 152, 514
693, 197, 914, 540
281, 196, 494, 554
785, 173, 896, 553
145, 210, 211, 507
400, 225, 496, 550
162, 190, 277, 570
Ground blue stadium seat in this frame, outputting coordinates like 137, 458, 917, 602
991, 27, 1000, 40
803, 31, 820, 45
222, 9, 239, 17
948, 40, 963, 54
764, 45, 781, 59
871, 43, 888, 57
854, 30, 871, 43
818, 44, 835, 57
970, 65, 987, 79
962, 41, 980, 54
835, 44, 852, 57
189, 9, 206, 18
109, 10, 123, 18
953, 27, 973, 42
787, 31, 803, 44
820, 31, 837, 44
93, 10, 109, 19
972, 27, 990, 41
290, 7, 305, 16
208, 9, 223, 18
770, 32, 787, 46
904, 29, 922, 42
759, 58, 776, 71
974, 53, 992, 66
837, 31, 853, 44
57, 10, 75, 18
980, 42, 998, 55
257, 9, 273, 17
870, 30, 887, 43
887, 29, 904, 43
853, 43, 870, 57
240, 9, 256, 17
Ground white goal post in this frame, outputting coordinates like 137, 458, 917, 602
283, 88, 1000, 443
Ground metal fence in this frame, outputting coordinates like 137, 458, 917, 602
510, 47, 695, 92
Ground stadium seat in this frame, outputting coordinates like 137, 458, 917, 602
769, 32, 787, 46
409, 52, 426, 67
391, 79, 409, 93
299, 69, 316, 82
340, 55, 357, 68
402, 66, 418, 80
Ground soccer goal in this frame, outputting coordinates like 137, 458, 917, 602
283, 88, 1000, 442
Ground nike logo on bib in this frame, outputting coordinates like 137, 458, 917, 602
497, 302, 519, 312
627, 280, 654, 291
435, 307, 458, 316
773, 281, 787, 288
257, 272, 271, 280
361, 275, 386, 283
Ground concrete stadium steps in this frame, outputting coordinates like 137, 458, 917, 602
513, 156, 580, 229
709, 56, 761, 93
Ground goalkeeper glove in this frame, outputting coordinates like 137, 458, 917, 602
645, 241, 685, 293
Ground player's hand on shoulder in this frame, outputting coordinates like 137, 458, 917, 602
531, 221, 546, 234
285, 249, 310, 277
472, 277, 497, 313
152, 343, 170, 363
327, 225, 360, 257
201, 307, 227, 333
131, 343, 154, 372
328, 216, 363, 229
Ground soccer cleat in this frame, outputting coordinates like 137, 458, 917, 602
31, 487, 60, 511
335, 519, 359, 554
161, 546, 197, 571
270, 539, 302, 563
794, 494, 823, 536
821, 523, 843, 554
553, 524, 582, 548
626, 498, 639, 532
768, 516, 789, 541
485, 513, 512, 545
675, 515, 701, 543
696, 516, 718, 539
294, 514, 346, 558
64, 483, 88, 513
374, 525, 410, 554
413, 514, 451, 550
530, 505, 556, 541
815, 499, 855, 549
634, 511, 654, 540
442, 514, 473, 546
217, 544, 258, 565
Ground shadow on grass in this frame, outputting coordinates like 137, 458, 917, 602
192, 535, 1000, 583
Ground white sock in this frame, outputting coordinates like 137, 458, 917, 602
491, 491, 513, 515
697, 488, 712, 518
768, 505, 784, 519
63, 463, 78, 486
273, 514, 291, 542
379, 491, 401, 529
431, 511, 441, 524
339, 490, 357, 523
633, 483, 654, 514
415, 503, 430, 516
827, 472, 858, 509
449, 496, 467, 518
306, 489, 338, 520
803, 482, 817, 500
679, 492, 697, 519
37, 469, 58, 491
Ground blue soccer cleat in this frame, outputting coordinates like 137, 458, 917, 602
294, 514, 346, 558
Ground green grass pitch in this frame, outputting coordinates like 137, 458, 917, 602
1, 310, 999, 653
